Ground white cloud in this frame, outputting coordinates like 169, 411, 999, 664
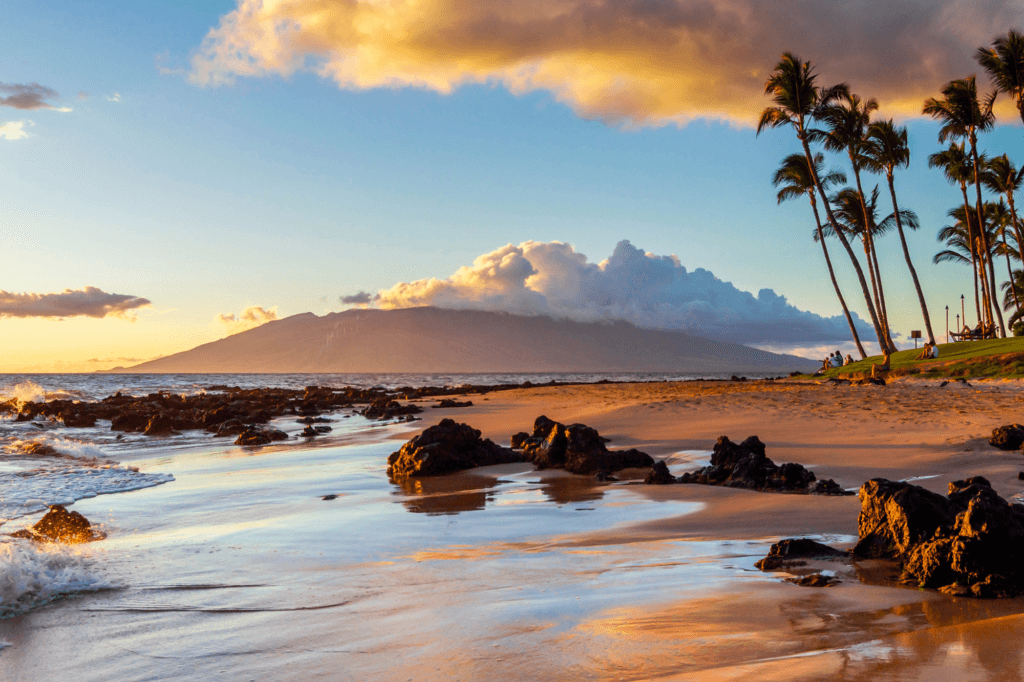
373, 240, 873, 344
217, 305, 278, 334
107, 93, 121, 102
0, 120, 29, 140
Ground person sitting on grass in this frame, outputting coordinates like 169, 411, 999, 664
871, 350, 891, 380
830, 351, 842, 368
916, 342, 934, 361
844, 354, 854, 366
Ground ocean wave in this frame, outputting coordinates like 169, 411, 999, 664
0, 539, 112, 618
5, 435, 114, 465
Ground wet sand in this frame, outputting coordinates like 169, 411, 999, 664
4, 377, 1024, 680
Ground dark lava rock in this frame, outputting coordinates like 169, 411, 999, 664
301, 425, 332, 437
989, 424, 1024, 451
144, 414, 177, 436
677, 436, 851, 495
10, 505, 96, 543
433, 399, 474, 408
755, 538, 848, 570
510, 432, 531, 448
297, 416, 333, 424
857, 477, 1024, 598
235, 427, 289, 446
785, 574, 840, 587
518, 416, 654, 475
111, 411, 151, 433
363, 398, 423, 421
644, 460, 676, 485
212, 419, 248, 437
387, 419, 525, 479
60, 412, 97, 428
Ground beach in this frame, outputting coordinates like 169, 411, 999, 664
3, 376, 1024, 680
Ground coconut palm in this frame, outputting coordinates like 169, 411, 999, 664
758, 53, 888, 352
773, 153, 867, 358
814, 93, 898, 352
1002, 271, 1024, 329
988, 199, 1022, 312
928, 142, 988, 326
977, 30, 1024, 126
924, 76, 1004, 336
865, 119, 935, 345
982, 154, 1024, 265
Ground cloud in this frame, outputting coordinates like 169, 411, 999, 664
0, 287, 151, 320
107, 93, 121, 102
218, 305, 279, 334
372, 239, 873, 344
0, 120, 30, 140
0, 82, 62, 110
85, 356, 145, 364
190, 0, 1024, 126
340, 291, 374, 305
77, 91, 89, 100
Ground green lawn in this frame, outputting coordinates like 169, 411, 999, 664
797, 337, 1024, 380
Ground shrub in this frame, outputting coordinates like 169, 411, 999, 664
1013, 321, 1024, 337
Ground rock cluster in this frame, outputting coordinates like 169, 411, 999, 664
387, 419, 525, 479
235, 426, 289, 446
514, 416, 654, 475
9, 505, 97, 543
855, 477, 1024, 598
361, 398, 423, 421
668, 436, 852, 495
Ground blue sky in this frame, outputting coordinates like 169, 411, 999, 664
3, 1, 1024, 370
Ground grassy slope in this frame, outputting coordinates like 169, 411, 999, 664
796, 337, 1024, 380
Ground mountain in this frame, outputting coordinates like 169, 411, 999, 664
110, 307, 818, 374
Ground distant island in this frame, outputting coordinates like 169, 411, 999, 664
105, 307, 818, 374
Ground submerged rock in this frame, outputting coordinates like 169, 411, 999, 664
234, 426, 289, 446
856, 477, 1024, 597
755, 538, 848, 571
387, 418, 525, 479
517, 416, 653, 475
10, 505, 97, 543
676, 436, 852, 495
785, 574, 840, 587
989, 424, 1024, 451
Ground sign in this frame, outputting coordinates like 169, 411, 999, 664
910, 331, 922, 339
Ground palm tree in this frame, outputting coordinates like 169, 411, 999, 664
977, 30, 1024, 126
773, 153, 867, 358
988, 199, 1022, 312
982, 154, 1024, 265
758, 53, 889, 352
924, 77, 1005, 336
1002, 271, 1024, 330
814, 93, 898, 352
865, 119, 935, 345
928, 143, 987, 326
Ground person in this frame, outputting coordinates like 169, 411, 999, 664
916, 342, 933, 361
844, 354, 854, 365
871, 350, 891, 379
830, 351, 842, 368
929, 343, 939, 359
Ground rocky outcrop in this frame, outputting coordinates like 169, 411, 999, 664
234, 426, 289, 446
387, 419, 525, 479
989, 424, 1024, 451
515, 416, 653, 475
755, 538, 848, 570
676, 436, 852, 495
9, 505, 97, 543
644, 461, 676, 484
362, 398, 423, 421
855, 476, 1024, 598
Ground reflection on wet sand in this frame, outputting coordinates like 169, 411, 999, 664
391, 467, 608, 515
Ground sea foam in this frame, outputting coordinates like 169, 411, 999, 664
0, 540, 111, 618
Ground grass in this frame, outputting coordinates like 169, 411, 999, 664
794, 337, 1024, 381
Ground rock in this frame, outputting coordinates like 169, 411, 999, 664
433, 399, 474, 408
235, 427, 289, 446
363, 398, 423, 421
301, 426, 318, 437
858, 476, 1024, 597
594, 470, 618, 482
755, 538, 848, 570
144, 414, 176, 436
298, 416, 332, 424
387, 419, 525, 479
111, 411, 152, 433
853, 478, 955, 559
510, 432, 531, 448
989, 424, 1024, 450
520, 417, 654, 475
13, 505, 97, 543
212, 419, 248, 437
785, 574, 839, 587
60, 412, 97, 428
644, 461, 676, 485
677, 436, 851, 495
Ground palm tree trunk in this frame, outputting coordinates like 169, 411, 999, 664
810, 196, 868, 358
886, 173, 936, 344
962, 185, 983, 324
977, 235, 994, 325
799, 136, 887, 353
1004, 247, 1021, 312
971, 135, 1006, 336
972, 251, 982, 325
852, 164, 898, 352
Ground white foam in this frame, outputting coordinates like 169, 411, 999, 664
1, 381, 46, 409
7, 434, 113, 464
0, 539, 111, 618
0, 466, 174, 521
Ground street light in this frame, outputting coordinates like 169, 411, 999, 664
961, 294, 966, 330
957, 314, 960, 336
946, 305, 949, 344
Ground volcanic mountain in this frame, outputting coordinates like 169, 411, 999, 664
112, 307, 818, 374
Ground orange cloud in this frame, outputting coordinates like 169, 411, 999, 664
0, 287, 150, 320
217, 305, 278, 334
191, 0, 1024, 126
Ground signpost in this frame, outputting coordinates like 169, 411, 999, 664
911, 330, 922, 349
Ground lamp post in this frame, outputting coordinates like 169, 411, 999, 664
961, 294, 965, 330
946, 306, 949, 344
957, 314, 960, 336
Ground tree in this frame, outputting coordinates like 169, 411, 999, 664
982, 154, 1024, 266
924, 77, 1005, 336
815, 93, 898, 352
773, 153, 867, 358
977, 30, 1024, 126
865, 119, 936, 345
987, 199, 1022, 312
758, 53, 889, 353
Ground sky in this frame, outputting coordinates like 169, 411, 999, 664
3, 0, 1024, 371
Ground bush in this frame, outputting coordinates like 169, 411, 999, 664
1013, 321, 1024, 337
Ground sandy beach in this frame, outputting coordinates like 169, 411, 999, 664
4, 377, 1024, 681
